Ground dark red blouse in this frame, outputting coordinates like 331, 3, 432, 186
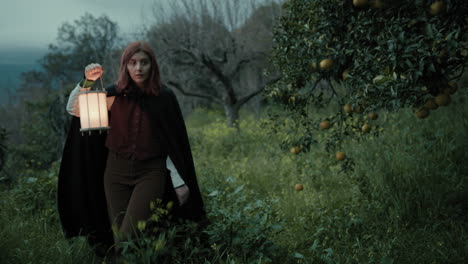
105, 94, 166, 160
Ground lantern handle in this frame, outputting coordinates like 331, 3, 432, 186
81, 79, 89, 93
99, 76, 105, 92
80, 76, 105, 92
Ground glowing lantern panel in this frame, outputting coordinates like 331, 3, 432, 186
78, 91, 110, 132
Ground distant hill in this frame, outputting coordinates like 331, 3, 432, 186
0, 47, 47, 105
0, 47, 46, 65
0, 63, 43, 105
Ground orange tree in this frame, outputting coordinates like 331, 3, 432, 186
265, 0, 467, 164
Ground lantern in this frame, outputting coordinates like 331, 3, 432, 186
78, 78, 110, 134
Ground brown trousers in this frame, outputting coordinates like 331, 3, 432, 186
103, 151, 167, 243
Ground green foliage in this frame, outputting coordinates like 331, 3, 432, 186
114, 200, 207, 264
10, 161, 60, 220
0, 164, 98, 264
6, 95, 63, 175
202, 182, 286, 263
118, 185, 288, 264
265, 0, 468, 171
346, 93, 468, 222
269, 0, 467, 110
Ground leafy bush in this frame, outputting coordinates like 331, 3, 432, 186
118, 180, 290, 264
6, 97, 64, 177
203, 182, 287, 263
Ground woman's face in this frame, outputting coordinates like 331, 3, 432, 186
126, 51, 151, 87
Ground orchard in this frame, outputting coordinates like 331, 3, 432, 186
267, 0, 467, 163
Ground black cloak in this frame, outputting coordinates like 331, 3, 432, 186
57, 84, 206, 248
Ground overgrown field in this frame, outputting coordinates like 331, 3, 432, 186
1, 90, 467, 263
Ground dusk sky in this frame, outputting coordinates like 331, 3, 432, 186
0, 0, 166, 64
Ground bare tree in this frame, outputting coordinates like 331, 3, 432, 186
147, 0, 282, 128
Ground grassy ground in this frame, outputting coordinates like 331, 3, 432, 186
1, 88, 467, 263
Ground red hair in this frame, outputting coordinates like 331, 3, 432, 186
117, 41, 161, 96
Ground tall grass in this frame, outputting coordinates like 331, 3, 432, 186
0, 168, 99, 264
0, 89, 467, 263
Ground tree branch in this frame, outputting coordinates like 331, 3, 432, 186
171, 48, 199, 61
166, 80, 222, 104
211, 50, 228, 64
201, 53, 236, 104
237, 75, 281, 106
229, 51, 267, 79
229, 58, 251, 78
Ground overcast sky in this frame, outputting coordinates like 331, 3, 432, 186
0, 0, 166, 63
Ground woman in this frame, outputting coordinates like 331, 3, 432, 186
57, 41, 206, 256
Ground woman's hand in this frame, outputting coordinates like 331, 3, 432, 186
175, 184, 190, 206
84, 63, 104, 81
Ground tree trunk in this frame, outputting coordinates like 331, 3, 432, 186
224, 103, 240, 129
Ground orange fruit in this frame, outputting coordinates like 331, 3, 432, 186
320, 59, 334, 70
445, 81, 458, 94
435, 93, 451, 106
354, 105, 364, 113
335, 151, 346, 161
424, 98, 438, 110
430, 1, 445, 15
368, 112, 378, 120
361, 124, 371, 133
353, 0, 368, 8
290, 146, 301, 154
344, 104, 352, 114
294, 184, 304, 191
342, 69, 350, 80
320, 120, 331, 130
415, 108, 430, 119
